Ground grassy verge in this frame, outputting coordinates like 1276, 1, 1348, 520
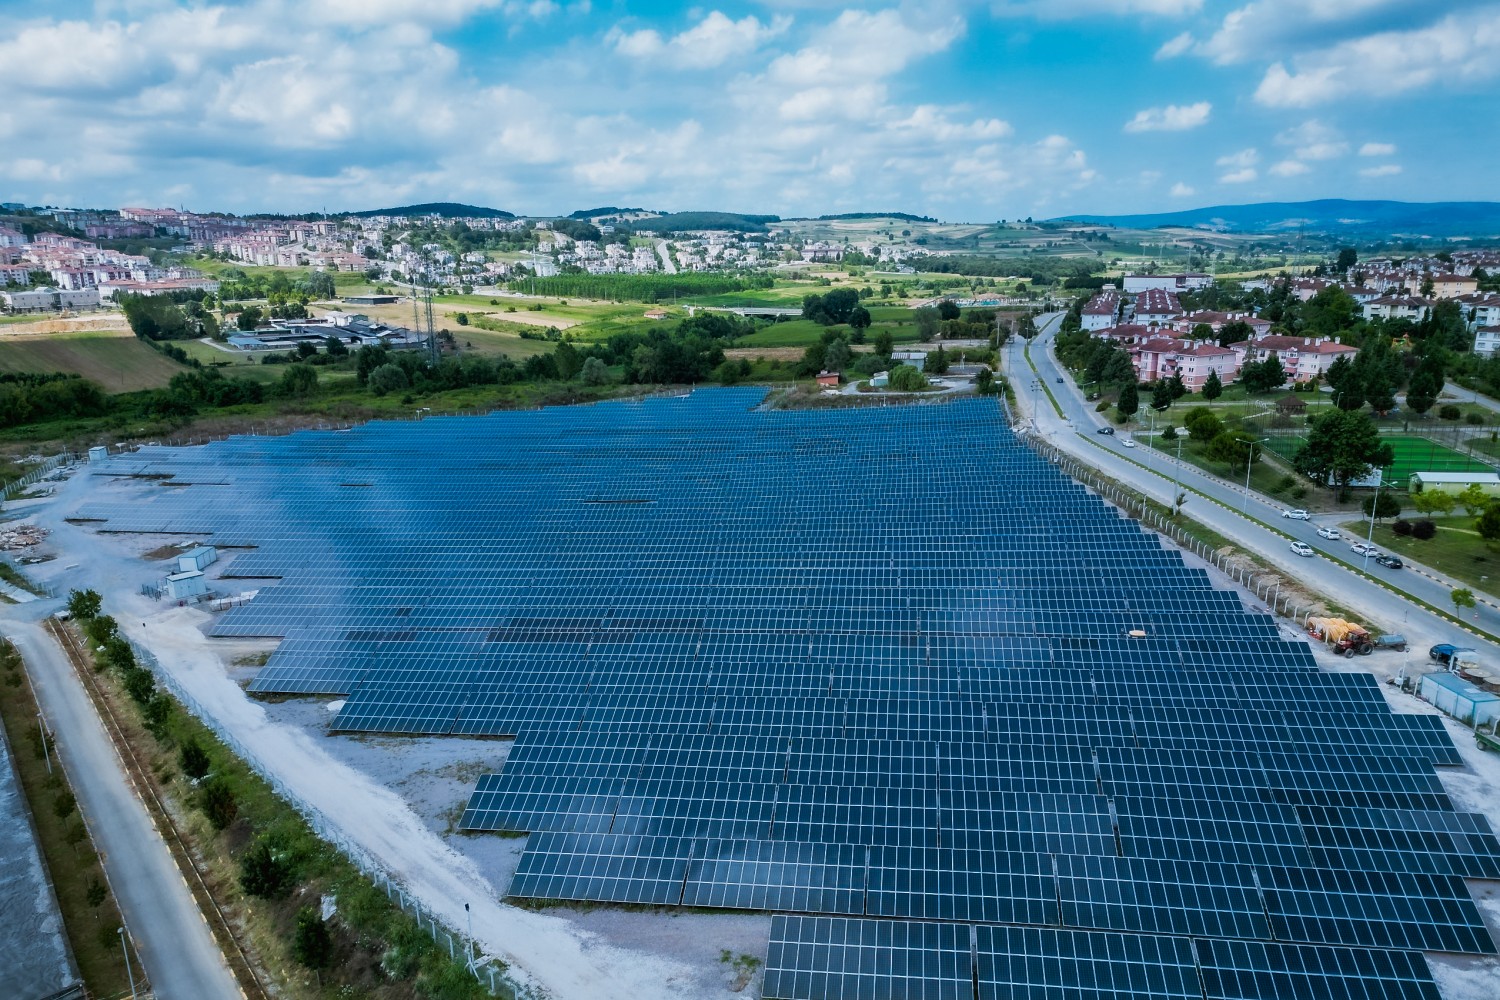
0, 560, 49, 597
0, 640, 135, 996
56, 604, 500, 1000
1337, 518, 1500, 599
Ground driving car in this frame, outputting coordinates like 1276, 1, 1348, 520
1096, 426, 1115, 435
1290, 541, 1314, 557
1055, 377, 1064, 384
1122, 439, 1136, 448
1430, 643, 1478, 665
1316, 526, 1341, 540
1375, 553, 1404, 569
1281, 509, 1310, 520
1351, 542, 1379, 556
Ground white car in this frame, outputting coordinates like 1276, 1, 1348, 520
1316, 526, 1341, 540
1122, 439, 1136, 448
1351, 541, 1379, 557
1282, 509, 1310, 520
1290, 541, 1314, 557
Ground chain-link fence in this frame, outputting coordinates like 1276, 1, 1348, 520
127, 641, 526, 999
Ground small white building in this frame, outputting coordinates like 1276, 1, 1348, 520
164, 570, 208, 601
1408, 471, 1500, 496
87, 446, 110, 463
891, 350, 926, 372
177, 546, 218, 573
1474, 326, 1500, 358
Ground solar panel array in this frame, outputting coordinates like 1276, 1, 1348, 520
78, 389, 1497, 998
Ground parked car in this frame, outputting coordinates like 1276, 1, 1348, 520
1055, 377, 1064, 384
1290, 541, 1314, 557
1282, 509, 1310, 520
1430, 643, 1478, 665
1122, 440, 1136, 448
1351, 542, 1379, 556
1316, 526, 1341, 540
1097, 427, 1115, 435
1374, 634, 1407, 652
1086, 392, 1101, 401
1375, 554, 1404, 569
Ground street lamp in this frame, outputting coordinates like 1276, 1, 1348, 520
37, 712, 51, 775
119, 927, 137, 999
1363, 476, 1385, 570
1241, 437, 1270, 514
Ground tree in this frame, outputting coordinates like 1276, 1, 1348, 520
1457, 483, 1492, 517
1412, 518, 1437, 539
1453, 588, 1477, 615
1335, 247, 1358, 273
937, 300, 961, 321
580, 356, 610, 386
1150, 381, 1173, 412
1301, 286, 1359, 338
1202, 369, 1223, 405
824, 337, 852, 372
1191, 323, 1213, 341
873, 330, 894, 357
1116, 382, 1139, 419
1479, 503, 1500, 543
1161, 424, 1178, 440
53, 791, 77, 822
914, 308, 940, 342
1439, 404, 1462, 421
975, 368, 996, 394
179, 738, 211, 781
1293, 408, 1394, 499
888, 364, 926, 391
239, 840, 296, 900
1362, 491, 1401, 522
925, 345, 949, 375
277, 365, 318, 398
847, 306, 871, 334
323, 336, 348, 358
366, 363, 409, 397
236, 306, 264, 331
1242, 356, 1287, 394
86, 879, 108, 908
200, 778, 238, 831
1205, 431, 1255, 469
1184, 407, 1223, 442
67, 589, 102, 620
1413, 489, 1457, 516
1166, 371, 1187, 402
293, 909, 334, 971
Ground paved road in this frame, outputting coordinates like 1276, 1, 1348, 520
1004, 315, 1500, 660
655, 240, 677, 274
3, 613, 242, 1000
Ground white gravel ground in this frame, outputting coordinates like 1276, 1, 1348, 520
14, 457, 1500, 1000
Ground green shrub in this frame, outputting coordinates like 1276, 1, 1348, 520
200, 777, 238, 831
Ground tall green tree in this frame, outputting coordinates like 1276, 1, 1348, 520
1202, 369, 1223, 405
1293, 408, 1394, 499
1116, 382, 1139, 419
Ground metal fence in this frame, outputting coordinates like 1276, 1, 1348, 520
126, 642, 526, 999
3, 453, 76, 501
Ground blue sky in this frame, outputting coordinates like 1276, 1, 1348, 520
1, 1, 1496, 220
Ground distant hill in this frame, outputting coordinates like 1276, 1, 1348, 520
349, 203, 514, 219
810, 212, 938, 223
568, 206, 647, 219
1053, 200, 1500, 237
640, 212, 781, 234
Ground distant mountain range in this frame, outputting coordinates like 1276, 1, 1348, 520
350, 202, 515, 219
1053, 200, 1500, 237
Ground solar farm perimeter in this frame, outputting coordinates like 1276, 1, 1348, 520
78, 390, 1500, 1000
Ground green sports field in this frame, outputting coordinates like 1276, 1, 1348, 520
1266, 433, 1495, 484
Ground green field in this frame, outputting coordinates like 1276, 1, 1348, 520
0, 331, 186, 390
1339, 517, 1500, 597
1265, 433, 1495, 483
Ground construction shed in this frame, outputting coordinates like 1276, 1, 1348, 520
87, 446, 109, 463
164, 570, 208, 601
1420, 671, 1500, 727
1408, 471, 1500, 494
177, 546, 218, 573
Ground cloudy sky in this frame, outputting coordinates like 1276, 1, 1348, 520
2, 1, 1496, 219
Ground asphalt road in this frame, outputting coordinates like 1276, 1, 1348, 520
1005, 314, 1500, 659
3, 613, 242, 1000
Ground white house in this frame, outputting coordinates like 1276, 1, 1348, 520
1475, 327, 1500, 358
1121, 273, 1212, 293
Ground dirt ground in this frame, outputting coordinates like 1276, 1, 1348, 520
0, 313, 130, 336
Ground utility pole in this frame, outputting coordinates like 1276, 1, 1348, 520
119, 927, 137, 999
37, 712, 51, 774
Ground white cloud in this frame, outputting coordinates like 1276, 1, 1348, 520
992, 0, 1202, 17
1275, 120, 1347, 160
1155, 31, 1194, 59
1216, 148, 1258, 169
768, 10, 964, 88
1196, 0, 1414, 66
1269, 159, 1309, 177
1359, 141, 1397, 157
1170, 181, 1195, 197
1253, 8, 1500, 107
610, 11, 790, 68
1123, 101, 1211, 132
1220, 168, 1257, 183
1359, 164, 1403, 177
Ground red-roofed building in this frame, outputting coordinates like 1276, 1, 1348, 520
1081, 289, 1121, 331
1132, 288, 1182, 326
1171, 342, 1239, 391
